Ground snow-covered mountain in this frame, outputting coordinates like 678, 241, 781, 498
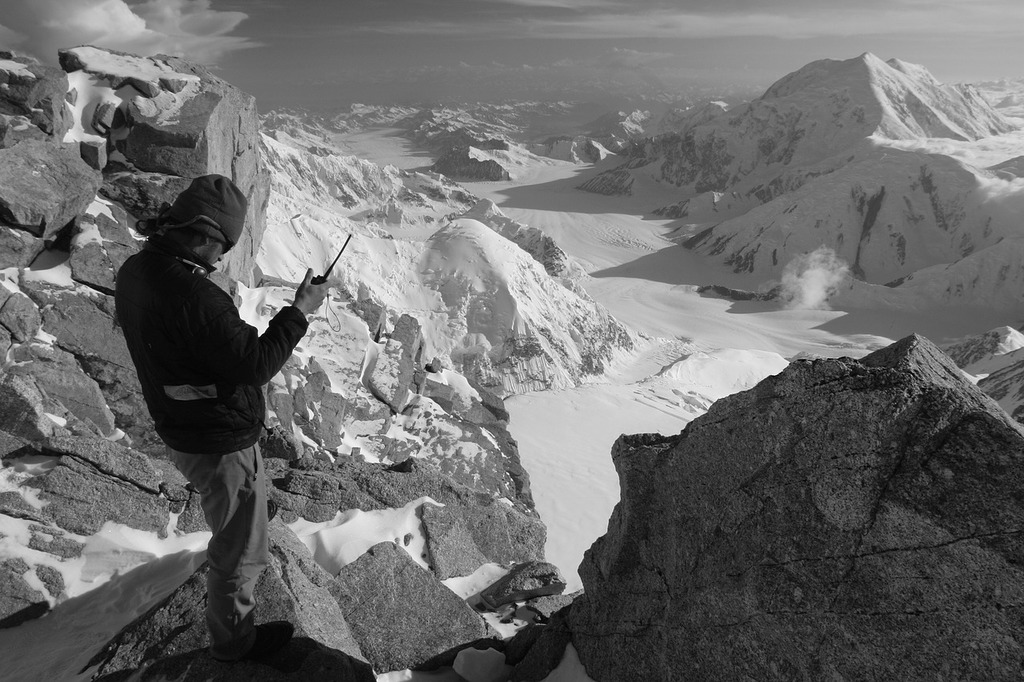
572, 53, 1024, 311
582, 53, 1013, 199
943, 326, 1024, 422
258, 131, 633, 397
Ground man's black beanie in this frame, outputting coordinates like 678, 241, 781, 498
164, 174, 248, 249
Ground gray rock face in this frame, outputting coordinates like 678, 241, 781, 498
26, 435, 167, 535
0, 373, 66, 440
85, 521, 372, 679
367, 313, 423, 413
0, 558, 49, 629
0, 291, 40, 342
0, 227, 44, 269
68, 211, 139, 295
8, 343, 116, 436
570, 334, 1024, 681
0, 113, 48, 148
122, 54, 269, 285
333, 541, 489, 672
0, 140, 102, 238
99, 169, 191, 219
345, 459, 546, 579
0, 55, 71, 138
30, 288, 155, 451
479, 561, 566, 609
432, 146, 511, 181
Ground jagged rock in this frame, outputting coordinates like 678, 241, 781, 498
432, 146, 511, 181
344, 459, 545, 580
100, 169, 191, 219
28, 524, 84, 560
505, 608, 574, 682
0, 491, 51, 524
78, 139, 107, 170
260, 423, 304, 462
0, 140, 102, 238
0, 291, 40, 342
419, 503, 489, 580
92, 638, 376, 681
7, 343, 116, 436
0, 428, 40, 459
272, 469, 344, 523
26, 435, 166, 535
0, 373, 67, 439
332, 541, 489, 672
0, 227, 44, 269
479, 561, 566, 609
0, 55, 71, 137
32, 289, 155, 452
570, 334, 1024, 681
34, 564, 64, 598
68, 211, 139, 295
85, 521, 372, 680
367, 314, 423, 413
0, 558, 49, 629
91, 100, 118, 134
520, 592, 577, 622
0, 113, 48, 148
124, 52, 268, 284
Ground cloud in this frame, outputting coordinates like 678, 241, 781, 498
355, 1, 1024, 41
0, 0, 257, 65
779, 247, 851, 310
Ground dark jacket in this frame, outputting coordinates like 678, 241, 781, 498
115, 237, 308, 454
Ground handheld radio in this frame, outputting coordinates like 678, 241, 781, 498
311, 234, 353, 285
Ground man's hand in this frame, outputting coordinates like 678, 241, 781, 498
292, 268, 330, 316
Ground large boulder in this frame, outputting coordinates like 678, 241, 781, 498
0, 558, 50, 629
0, 140, 102, 238
342, 459, 546, 580
7, 343, 116, 436
68, 209, 139, 295
29, 288, 155, 451
366, 313, 423, 413
0, 373, 68, 440
0, 226, 45, 269
58, 46, 270, 285
25, 435, 167, 535
84, 521, 373, 680
332, 541, 489, 672
0, 53, 71, 139
570, 335, 1024, 681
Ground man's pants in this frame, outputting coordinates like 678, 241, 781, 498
170, 443, 268, 661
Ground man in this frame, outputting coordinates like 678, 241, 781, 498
114, 174, 329, 662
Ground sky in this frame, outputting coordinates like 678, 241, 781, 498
3, 0, 1024, 112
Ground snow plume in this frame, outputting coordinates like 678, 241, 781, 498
0, 0, 256, 66
779, 247, 850, 310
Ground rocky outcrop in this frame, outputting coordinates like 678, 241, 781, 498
85, 521, 373, 680
267, 456, 546, 581
0, 53, 72, 141
58, 45, 269, 284
432, 146, 511, 181
27, 436, 166, 536
0, 140, 102, 238
333, 541, 488, 672
569, 335, 1024, 681
367, 313, 423, 413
